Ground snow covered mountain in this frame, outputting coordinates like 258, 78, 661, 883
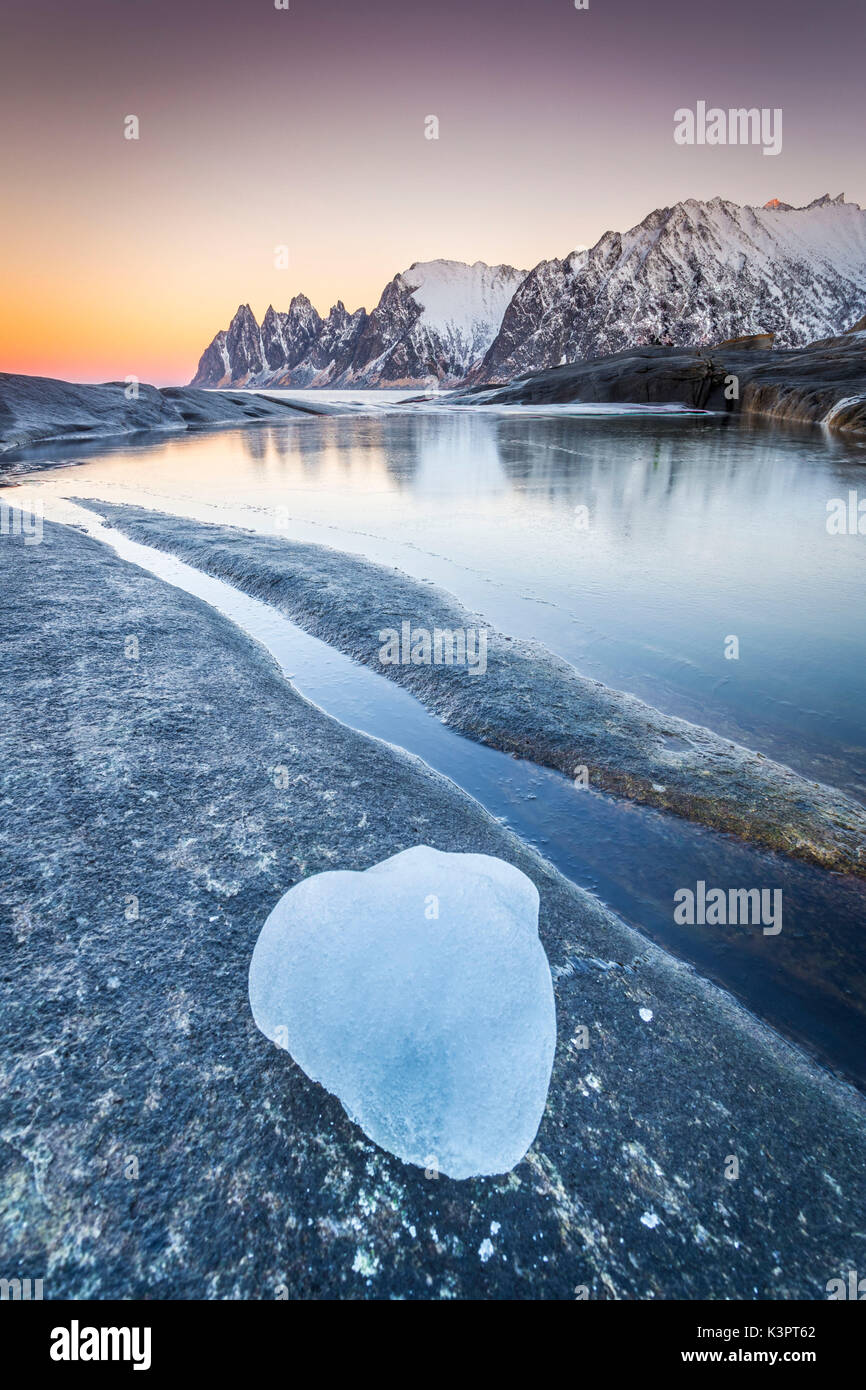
476, 194, 866, 381
191, 260, 525, 388
191, 197, 866, 388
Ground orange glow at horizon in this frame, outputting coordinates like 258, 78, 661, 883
2, 0, 863, 386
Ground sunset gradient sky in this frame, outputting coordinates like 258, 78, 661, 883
2, 0, 864, 383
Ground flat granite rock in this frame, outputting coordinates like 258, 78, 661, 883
1, 518, 865, 1300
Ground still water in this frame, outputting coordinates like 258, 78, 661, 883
6, 403, 866, 1085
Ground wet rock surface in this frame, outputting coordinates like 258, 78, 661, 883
2, 518, 866, 1299
454, 326, 866, 437
81, 502, 866, 878
0, 372, 320, 460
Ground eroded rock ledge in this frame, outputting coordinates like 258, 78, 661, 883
449, 320, 866, 437
0, 371, 323, 457
82, 502, 866, 877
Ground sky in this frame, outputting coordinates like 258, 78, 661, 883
1, 0, 864, 384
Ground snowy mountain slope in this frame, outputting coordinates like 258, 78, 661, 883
476, 195, 866, 380
335, 259, 526, 387
400, 259, 526, 368
190, 197, 866, 388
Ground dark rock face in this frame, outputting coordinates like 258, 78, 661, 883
454, 326, 866, 438
737, 327, 866, 433
223, 303, 265, 381
345, 273, 425, 383
263, 297, 323, 374
3, 518, 866, 1299
461, 346, 731, 410
254, 299, 369, 386
191, 329, 230, 387
307, 301, 368, 382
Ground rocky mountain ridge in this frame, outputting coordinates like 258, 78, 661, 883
191, 196, 866, 389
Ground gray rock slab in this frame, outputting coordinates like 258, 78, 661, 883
1, 518, 865, 1299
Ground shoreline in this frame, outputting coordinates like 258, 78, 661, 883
3, 323, 865, 472
0, 371, 325, 461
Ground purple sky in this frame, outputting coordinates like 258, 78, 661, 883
2, 0, 864, 380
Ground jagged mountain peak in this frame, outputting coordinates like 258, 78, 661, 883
192, 259, 526, 388
474, 194, 866, 382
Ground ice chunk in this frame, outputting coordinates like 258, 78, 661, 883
248, 845, 556, 1180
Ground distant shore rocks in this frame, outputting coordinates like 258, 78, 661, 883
2, 315, 863, 467
0, 372, 319, 458
450, 323, 866, 437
